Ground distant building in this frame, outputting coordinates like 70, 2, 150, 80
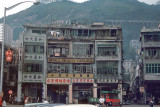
140, 27, 160, 104
123, 60, 133, 74
130, 40, 141, 50
123, 60, 135, 87
0, 23, 13, 47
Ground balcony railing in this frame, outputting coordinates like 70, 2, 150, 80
142, 41, 160, 47
96, 55, 119, 60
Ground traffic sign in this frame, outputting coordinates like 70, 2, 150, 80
8, 90, 13, 95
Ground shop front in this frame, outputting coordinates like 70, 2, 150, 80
21, 73, 43, 103
96, 78, 122, 102
145, 81, 160, 104
47, 84, 68, 103
72, 78, 94, 104
46, 78, 72, 104
46, 78, 94, 104
22, 83, 43, 103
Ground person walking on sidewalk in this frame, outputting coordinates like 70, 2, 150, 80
3, 100, 7, 107
150, 98, 154, 107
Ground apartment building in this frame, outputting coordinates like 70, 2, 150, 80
0, 24, 13, 47
140, 27, 160, 104
17, 23, 123, 104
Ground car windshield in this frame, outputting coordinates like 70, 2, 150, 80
109, 94, 118, 99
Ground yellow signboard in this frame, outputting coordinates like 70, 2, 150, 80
47, 73, 94, 78
48, 58, 94, 63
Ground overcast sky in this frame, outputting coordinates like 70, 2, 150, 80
0, 0, 159, 18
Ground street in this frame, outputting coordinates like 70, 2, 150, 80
6, 104, 160, 107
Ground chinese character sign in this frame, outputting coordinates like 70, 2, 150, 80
46, 78, 71, 84
24, 36, 44, 42
72, 79, 94, 83
5, 49, 13, 62
25, 54, 43, 60
23, 74, 43, 82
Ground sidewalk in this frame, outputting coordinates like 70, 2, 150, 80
6, 103, 23, 107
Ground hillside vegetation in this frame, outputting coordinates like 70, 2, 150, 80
0, 0, 160, 60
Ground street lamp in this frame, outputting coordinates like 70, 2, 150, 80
0, 0, 39, 105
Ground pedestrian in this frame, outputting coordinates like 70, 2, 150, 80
99, 95, 105, 107
28, 96, 32, 103
3, 100, 7, 107
37, 97, 39, 102
150, 98, 154, 107
66, 97, 68, 104
43, 98, 49, 103
14, 96, 17, 104
25, 97, 28, 104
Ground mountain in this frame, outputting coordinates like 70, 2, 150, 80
0, 0, 160, 60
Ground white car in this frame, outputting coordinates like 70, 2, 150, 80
51, 104, 97, 107
25, 103, 97, 107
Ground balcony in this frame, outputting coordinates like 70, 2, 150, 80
96, 55, 119, 61
143, 57, 160, 63
95, 36, 118, 40
144, 74, 160, 80
97, 74, 119, 79
142, 41, 160, 47
71, 36, 95, 40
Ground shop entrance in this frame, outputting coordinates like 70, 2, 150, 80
73, 83, 93, 104
47, 85, 68, 103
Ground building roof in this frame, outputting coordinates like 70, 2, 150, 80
141, 28, 160, 33
23, 23, 121, 30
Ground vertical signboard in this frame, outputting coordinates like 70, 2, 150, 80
93, 83, 97, 98
69, 84, 72, 104
118, 84, 122, 102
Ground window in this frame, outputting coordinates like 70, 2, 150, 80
84, 30, 88, 36
97, 44, 117, 56
145, 64, 160, 73
25, 45, 44, 53
111, 29, 117, 37
32, 30, 46, 34
25, 45, 33, 53
72, 64, 93, 74
40, 46, 44, 53
48, 43, 69, 57
48, 64, 70, 73
73, 44, 93, 57
144, 35, 160, 42
148, 49, 156, 57
78, 29, 83, 36
25, 63, 43, 72
71, 29, 94, 37
97, 61, 118, 75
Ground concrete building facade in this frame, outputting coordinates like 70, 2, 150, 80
17, 23, 123, 104
0, 24, 13, 47
140, 27, 160, 104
